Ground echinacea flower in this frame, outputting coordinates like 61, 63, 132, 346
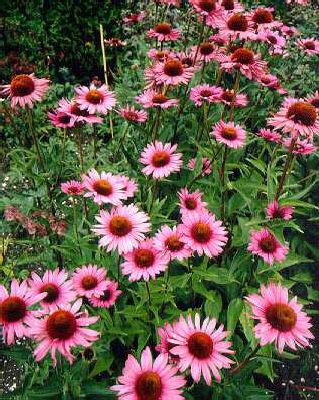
216, 13, 256, 41
123, 12, 145, 25
75, 84, 116, 115
297, 38, 319, 56
111, 346, 186, 400
180, 211, 228, 257
148, 48, 173, 62
189, 0, 219, 16
169, 313, 234, 384
117, 175, 138, 199
147, 23, 181, 42
28, 268, 75, 311
246, 283, 314, 352
249, 7, 281, 30
57, 98, 102, 124
154, 58, 194, 86
219, 0, 244, 13
92, 204, 151, 254
211, 120, 246, 148
0, 280, 46, 345
153, 225, 192, 261
82, 169, 126, 206
61, 180, 85, 196
140, 141, 183, 179
117, 106, 148, 123
286, 0, 309, 5
136, 89, 179, 109
192, 42, 221, 63
178, 188, 207, 215
1, 73, 49, 108
218, 89, 248, 107
248, 228, 288, 265
190, 84, 223, 106
72, 265, 107, 298
283, 137, 317, 155
89, 280, 121, 308
48, 111, 75, 128
258, 31, 287, 55
156, 322, 178, 359
266, 201, 294, 220
104, 38, 127, 48
305, 91, 319, 110
188, 157, 212, 176
281, 25, 299, 37
121, 239, 170, 281
268, 97, 319, 139
257, 73, 287, 94
258, 128, 282, 143
29, 299, 99, 366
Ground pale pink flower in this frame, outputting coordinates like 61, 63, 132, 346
218, 89, 248, 107
136, 89, 179, 109
219, 0, 244, 13
157, 0, 181, 5
258, 128, 282, 143
147, 23, 181, 42
0, 280, 46, 345
178, 188, 207, 216
140, 141, 183, 179
305, 91, 319, 110
28, 269, 75, 311
283, 137, 317, 155
117, 105, 148, 123
249, 7, 282, 31
48, 111, 75, 128
297, 38, 319, 56
153, 225, 193, 261
111, 346, 185, 400
29, 300, 99, 366
246, 283, 314, 353
248, 229, 288, 265
1, 73, 49, 108
72, 265, 107, 298
89, 280, 121, 308
188, 157, 212, 176
191, 42, 221, 63
169, 313, 234, 384
258, 30, 286, 54
286, 0, 309, 6
156, 322, 178, 359
189, 0, 220, 16
216, 13, 256, 41
117, 175, 138, 199
211, 120, 246, 148
266, 201, 294, 221
92, 204, 151, 255
257, 73, 287, 94
61, 180, 85, 196
123, 12, 145, 25
281, 25, 299, 37
190, 84, 223, 106
154, 58, 194, 86
57, 98, 102, 124
75, 84, 116, 114
180, 211, 228, 257
82, 169, 126, 206
148, 48, 173, 62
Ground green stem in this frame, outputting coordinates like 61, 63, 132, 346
152, 109, 161, 141
149, 180, 158, 213
73, 202, 82, 256
220, 146, 229, 222
275, 138, 297, 200
75, 127, 84, 172
159, 266, 170, 315
26, 107, 45, 171
229, 70, 240, 121
230, 345, 259, 375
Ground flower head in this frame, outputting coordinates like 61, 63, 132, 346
117, 105, 148, 123
57, 98, 102, 124
297, 38, 319, 56
147, 23, 181, 42
154, 58, 194, 86
89, 280, 121, 308
188, 157, 212, 176
178, 188, 207, 216
61, 180, 85, 196
153, 225, 193, 261
72, 265, 107, 298
211, 120, 246, 148
266, 201, 294, 221
218, 89, 248, 107
136, 89, 179, 109
258, 128, 282, 143
48, 111, 75, 128
190, 84, 223, 106
75, 84, 116, 114
217, 13, 256, 41
248, 229, 288, 265
117, 175, 138, 199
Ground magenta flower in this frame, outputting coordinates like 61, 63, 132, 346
258, 128, 282, 143
48, 110, 75, 128
123, 12, 145, 25
117, 105, 148, 123
249, 7, 281, 31
61, 180, 85, 196
216, 13, 256, 41
266, 201, 294, 220
72, 265, 107, 298
136, 89, 179, 109
156, 322, 178, 359
190, 84, 223, 106
178, 188, 208, 216
297, 38, 319, 56
75, 84, 116, 114
153, 225, 193, 261
305, 91, 319, 110
154, 58, 194, 86
117, 175, 138, 199
89, 280, 121, 308
218, 89, 248, 107
283, 137, 317, 155
57, 98, 102, 124
188, 157, 212, 176
211, 120, 246, 148
147, 23, 181, 42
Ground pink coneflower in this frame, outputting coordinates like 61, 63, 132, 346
156, 322, 178, 358
188, 157, 212, 176
180, 211, 228, 257
123, 12, 145, 25
246, 283, 314, 353
61, 180, 85, 196
258, 31, 286, 54
258, 128, 282, 143
117, 175, 138, 199
140, 141, 182, 179
217, 13, 256, 41
297, 38, 319, 56
72, 265, 107, 298
28, 269, 75, 311
136, 89, 179, 109
92, 204, 151, 255
305, 91, 319, 110
283, 137, 317, 155
148, 48, 173, 62
257, 74, 287, 95
117, 105, 148, 123
190, 84, 223, 106
211, 120, 246, 148
267, 97, 319, 139
81, 169, 125, 206
157, 0, 181, 5
175, 51, 202, 71
29, 299, 99, 366
249, 7, 281, 30
153, 225, 192, 261
111, 346, 186, 400
248, 229, 288, 265
189, 0, 219, 16
192, 42, 220, 63
286, 0, 309, 5
147, 23, 181, 42
178, 188, 207, 215
1, 73, 49, 108
57, 98, 102, 124
0, 280, 46, 345
48, 111, 75, 128
169, 313, 234, 384
121, 239, 170, 282
104, 38, 127, 48
221, 47, 267, 81
219, 0, 244, 13
75, 84, 116, 115
218, 89, 248, 107
266, 201, 294, 220
154, 58, 194, 86
89, 280, 121, 308
281, 25, 299, 37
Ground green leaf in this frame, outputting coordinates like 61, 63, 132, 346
227, 298, 244, 333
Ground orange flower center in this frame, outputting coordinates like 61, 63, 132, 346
265, 303, 297, 332
165, 235, 184, 251
184, 197, 197, 210
188, 332, 213, 359
10, 74, 35, 97
85, 89, 103, 104
152, 93, 168, 104
286, 101, 317, 126
152, 151, 170, 167
109, 216, 133, 237
0, 296, 27, 323
163, 60, 184, 77
303, 41, 315, 50
221, 0, 234, 10
191, 222, 212, 243
135, 371, 162, 400
199, 42, 215, 56
41, 284, 60, 303
46, 310, 77, 340
227, 14, 248, 32
260, 235, 277, 253
70, 103, 89, 117
200, 89, 213, 98
93, 179, 113, 196
81, 275, 98, 290
221, 90, 235, 103
231, 48, 254, 65
155, 51, 167, 61
221, 127, 237, 140
198, 0, 216, 12
154, 23, 172, 35
252, 9, 273, 24
134, 249, 155, 268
